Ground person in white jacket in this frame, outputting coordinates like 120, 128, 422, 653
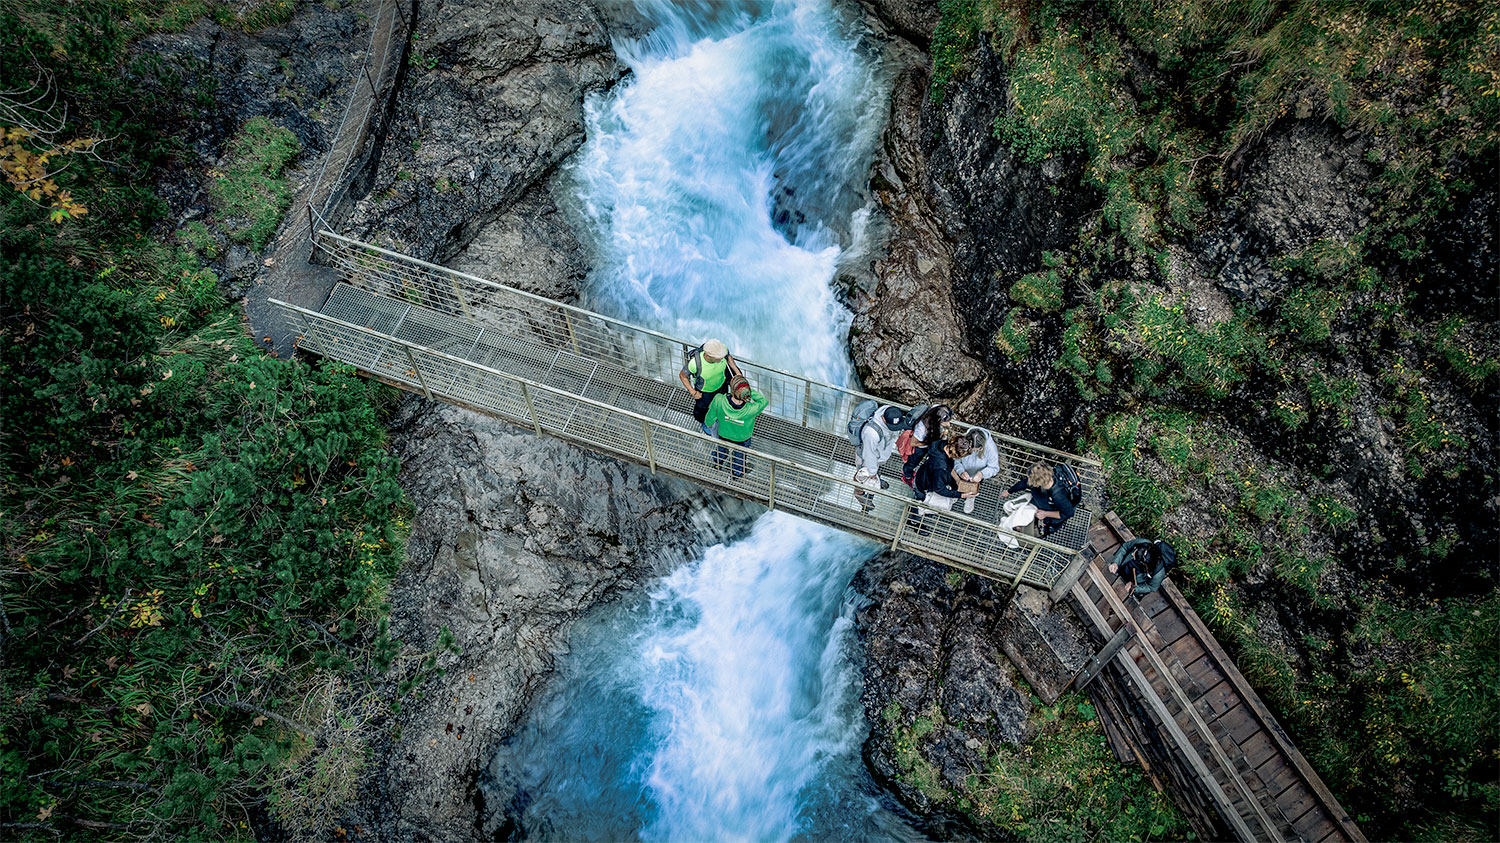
853, 405, 907, 512
950, 428, 1000, 514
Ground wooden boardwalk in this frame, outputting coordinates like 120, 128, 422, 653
1066, 514, 1365, 843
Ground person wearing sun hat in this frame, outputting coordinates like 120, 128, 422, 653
703, 375, 768, 478
678, 337, 744, 433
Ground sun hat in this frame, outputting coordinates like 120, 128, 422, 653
703, 339, 729, 360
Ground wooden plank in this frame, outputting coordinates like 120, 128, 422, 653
1238, 731, 1280, 772
1088, 566, 1283, 843
1077, 625, 1135, 689
1195, 679, 1239, 720
1275, 786, 1318, 831
1160, 579, 1367, 843
1149, 610, 1193, 649
1216, 705, 1263, 745
1050, 551, 1090, 602
1072, 580, 1259, 843
1175, 649, 1227, 694
1300, 818, 1339, 842
1256, 763, 1299, 803
1138, 588, 1172, 618
1291, 810, 1337, 841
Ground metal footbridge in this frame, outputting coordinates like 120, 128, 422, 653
270, 230, 1103, 589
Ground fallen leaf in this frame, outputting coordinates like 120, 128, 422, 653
252, 715, 267, 726
37, 805, 53, 821
127, 470, 139, 480
132, 702, 153, 716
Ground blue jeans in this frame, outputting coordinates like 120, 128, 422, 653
712, 437, 751, 477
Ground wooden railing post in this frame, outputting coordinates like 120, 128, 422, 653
520, 382, 543, 434
403, 347, 432, 399
1009, 541, 1043, 596
802, 381, 812, 426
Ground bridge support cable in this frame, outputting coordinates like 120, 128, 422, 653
279, 230, 1107, 588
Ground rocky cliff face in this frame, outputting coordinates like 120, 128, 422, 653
345, 401, 759, 841
343, 0, 620, 274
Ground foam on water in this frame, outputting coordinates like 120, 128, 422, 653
491, 3, 916, 839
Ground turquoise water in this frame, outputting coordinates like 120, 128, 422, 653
487, 3, 919, 839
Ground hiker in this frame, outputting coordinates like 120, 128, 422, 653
910, 404, 953, 447
906, 436, 978, 536
849, 403, 909, 512
704, 375, 768, 478
1109, 537, 1178, 596
901, 404, 954, 487
1002, 460, 1079, 536
950, 427, 1001, 514
679, 338, 744, 433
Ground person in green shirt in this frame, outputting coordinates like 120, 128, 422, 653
679, 338, 743, 433
703, 376, 768, 478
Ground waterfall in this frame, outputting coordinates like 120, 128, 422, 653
489, 3, 917, 838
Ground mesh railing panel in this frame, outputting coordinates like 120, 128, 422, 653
296, 230, 1105, 587
273, 297, 1081, 588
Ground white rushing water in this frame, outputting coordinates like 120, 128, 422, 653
490, 3, 918, 839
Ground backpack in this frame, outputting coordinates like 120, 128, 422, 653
847, 399, 880, 447
902, 402, 930, 431
1053, 464, 1082, 506
907, 445, 936, 493
682, 345, 707, 390
1153, 540, 1177, 573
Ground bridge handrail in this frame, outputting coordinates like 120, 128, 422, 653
269, 296, 1081, 571
311, 229, 1101, 470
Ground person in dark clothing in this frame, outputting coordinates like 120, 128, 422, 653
906, 437, 978, 536
1002, 460, 1076, 536
1110, 538, 1175, 596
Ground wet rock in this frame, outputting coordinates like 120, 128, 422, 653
857, 0, 941, 47
448, 179, 590, 303
343, 0, 620, 265
137, 12, 363, 165
352, 399, 760, 841
848, 50, 986, 405
853, 553, 1033, 814
1200, 120, 1374, 307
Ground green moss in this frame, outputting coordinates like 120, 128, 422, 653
994, 307, 1034, 363
1010, 268, 1065, 311
209, 116, 301, 252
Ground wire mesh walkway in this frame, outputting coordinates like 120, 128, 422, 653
270, 231, 1103, 589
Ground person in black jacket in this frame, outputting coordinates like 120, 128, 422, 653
1002, 460, 1076, 536
906, 437, 978, 536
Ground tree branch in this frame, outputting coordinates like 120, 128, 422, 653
200, 694, 318, 737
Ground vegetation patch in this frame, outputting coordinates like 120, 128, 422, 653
0, 3, 412, 837
209, 116, 301, 252
965, 695, 1187, 841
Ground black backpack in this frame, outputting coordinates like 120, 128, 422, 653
1053, 464, 1083, 506
1154, 540, 1177, 573
903, 402, 930, 431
